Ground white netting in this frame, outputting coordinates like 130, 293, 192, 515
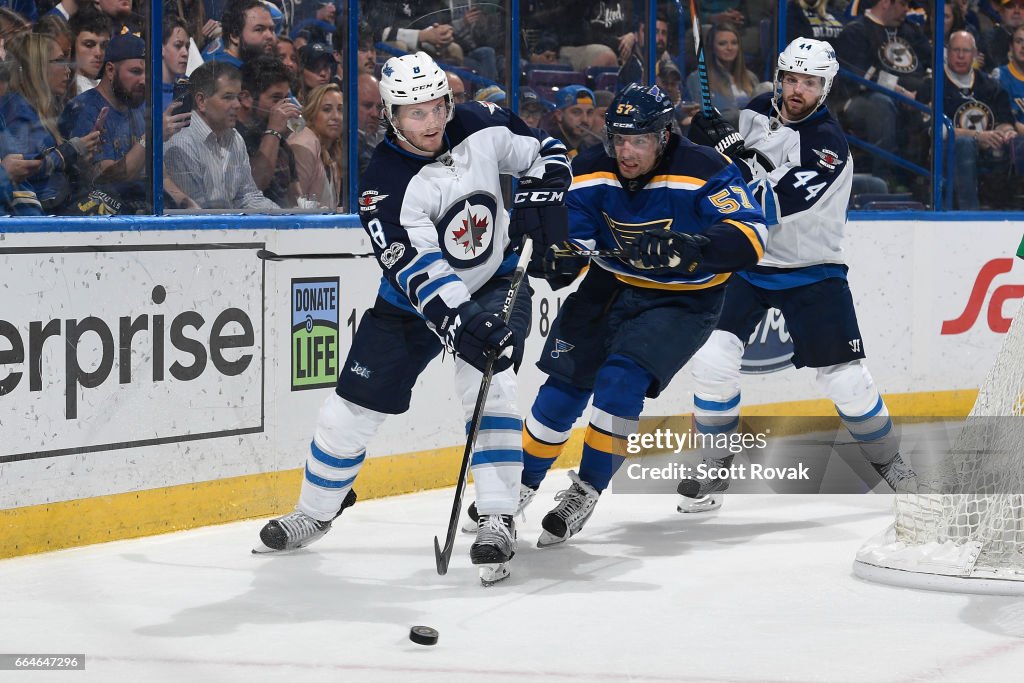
855, 297, 1024, 591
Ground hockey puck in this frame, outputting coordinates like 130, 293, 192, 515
409, 625, 439, 646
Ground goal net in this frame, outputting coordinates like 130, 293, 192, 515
853, 297, 1024, 595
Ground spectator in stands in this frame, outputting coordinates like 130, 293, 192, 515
618, 11, 671, 88
207, 0, 276, 68
289, 82, 343, 209
686, 23, 762, 127
526, 31, 561, 67
835, 0, 932, 180
0, 32, 100, 212
356, 25, 377, 76
474, 84, 507, 104
290, 1, 335, 46
275, 35, 300, 88
164, 61, 279, 210
94, 0, 143, 37
944, 29, 1018, 208
544, 84, 598, 158
368, 2, 463, 65
451, 2, 502, 80
787, 0, 844, 42
945, 0, 986, 53
986, 0, 1024, 68
298, 42, 337, 103
445, 71, 467, 104
518, 86, 553, 129
703, 0, 747, 28
0, 47, 42, 214
0, 0, 34, 25
657, 58, 684, 109
996, 24, 1024, 137
59, 33, 148, 213
68, 9, 111, 98
167, 0, 222, 54
236, 56, 301, 207
522, 1, 622, 71
161, 14, 189, 112
588, 89, 614, 137
357, 72, 382, 176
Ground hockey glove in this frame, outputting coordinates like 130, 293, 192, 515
509, 179, 569, 253
628, 230, 710, 273
533, 241, 589, 290
447, 301, 516, 373
687, 110, 747, 161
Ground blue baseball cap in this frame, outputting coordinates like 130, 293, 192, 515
520, 87, 554, 112
553, 85, 595, 110
103, 34, 145, 66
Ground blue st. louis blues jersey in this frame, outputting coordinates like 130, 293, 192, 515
736, 93, 853, 289
567, 135, 766, 289
357, 102, 570, 333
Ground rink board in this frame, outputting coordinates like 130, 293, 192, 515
0, 217, 1020, 556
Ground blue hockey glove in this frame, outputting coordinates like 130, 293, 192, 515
687, 110, 747, 161
447, 301, 516, 373
628, 230, 710, 273
530, 241, 589, 290
509, 180, 569, 253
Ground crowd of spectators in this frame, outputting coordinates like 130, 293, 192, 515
4, 1, 1024, 214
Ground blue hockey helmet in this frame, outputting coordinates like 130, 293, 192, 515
603, 83, 675, 158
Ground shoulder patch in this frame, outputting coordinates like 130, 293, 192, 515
358, 190, 389, 212
812, 148, 844, 171
476, 101, 500, 115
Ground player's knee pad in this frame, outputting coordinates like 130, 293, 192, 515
816, 361, 879, 418
313, 393, 388, 457
691, 330, 744, 401
592, 354, 650, 419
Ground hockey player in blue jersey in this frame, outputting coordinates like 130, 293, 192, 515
679, 38, 919, 512
463, 83, 766, 546
255, 51, 571, 585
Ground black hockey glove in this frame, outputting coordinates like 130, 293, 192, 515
687, 110, 747, 161
628, 230, 711, 273
532, 241, 589, 290
509, 180, 569, 253
447, 301, 516, 373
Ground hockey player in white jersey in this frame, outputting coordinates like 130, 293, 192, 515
680, 38, 918, 512
254, 52, 571, 585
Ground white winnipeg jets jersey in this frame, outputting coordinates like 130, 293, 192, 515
358, 102, 570, 333
737, 93, 853, 288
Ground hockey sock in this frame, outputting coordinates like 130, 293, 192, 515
819, 362, 898, 465
578, 355, 648, 492
464, 368, 524, 516
522, 378, 591, 489
691, 330, 744, 439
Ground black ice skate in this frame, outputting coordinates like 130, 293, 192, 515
470, 514, 517, 586
871, 452, 919, 493
537, 471, 600, 548
677, 454, 733, 513
252, 489, 357, 554
462, 484, 537, 533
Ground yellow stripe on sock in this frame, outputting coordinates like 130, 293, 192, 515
583, 425, 618, 455
523, 427, 565, 460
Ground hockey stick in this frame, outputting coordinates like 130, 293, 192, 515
689, 0, 714, 117
434, 237, 534, 575
551, 247, 625, 258
256, 248, 376, 261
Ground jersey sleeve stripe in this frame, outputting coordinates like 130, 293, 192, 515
723, 218, 767, 259
416, 273, 462, 304
649, 173, 706, 189
572, 171, 621, 190
396, 249, 443, 291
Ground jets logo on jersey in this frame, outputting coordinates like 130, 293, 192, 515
438, 194, 498, 268
602, 212, 673, 252
813, 148, 843, 171
358, 190, 389, 212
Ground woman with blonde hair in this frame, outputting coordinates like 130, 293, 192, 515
0, 32, 100, 212
289, 83, 344, 209
685, 23, 763, 127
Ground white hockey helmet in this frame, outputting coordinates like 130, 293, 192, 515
773, 38, 839, 115
379, 51, 453, 131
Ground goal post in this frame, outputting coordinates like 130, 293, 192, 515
853, 287, 1024, 595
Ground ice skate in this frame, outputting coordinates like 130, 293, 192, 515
537, 471, 600, 548
462, 484, 537, 533
677, 455, 733, 513
470, 514, 516, 586
253, 489, 357, 554
871, 452, 919, 493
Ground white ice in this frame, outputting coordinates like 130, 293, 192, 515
4, 482, 1024, 682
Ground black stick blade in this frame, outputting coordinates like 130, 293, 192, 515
256, 249, 283, 261
434, 535, 451, 575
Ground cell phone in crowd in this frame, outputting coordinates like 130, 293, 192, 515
172, 79, 193, 114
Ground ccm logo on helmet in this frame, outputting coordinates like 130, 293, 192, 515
411, 84, 434, 91
514, 190, 564, 204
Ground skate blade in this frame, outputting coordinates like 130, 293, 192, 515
478, 562, 511, 586
251, 542, 292, 555
677, 493, 723, 514
536, 530, 569, 548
